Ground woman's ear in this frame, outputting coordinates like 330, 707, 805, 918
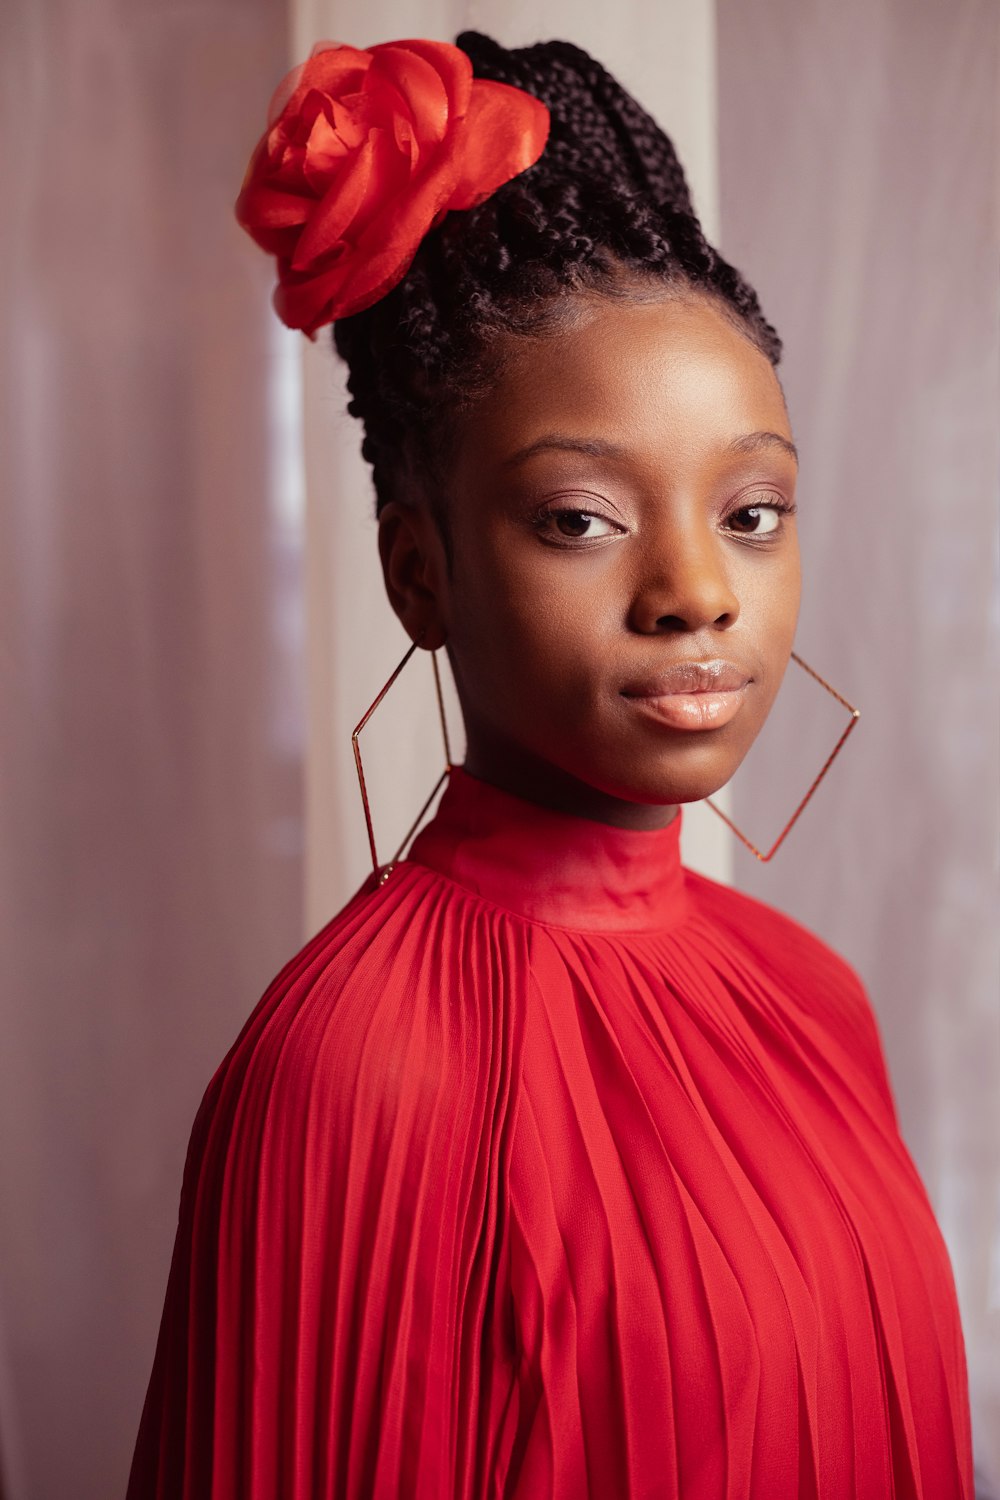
377, 500, 449, 650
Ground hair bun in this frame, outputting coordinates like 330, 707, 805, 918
454, 32, 695, 217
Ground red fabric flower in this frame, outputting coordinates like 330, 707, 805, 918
235, 39, 550, 337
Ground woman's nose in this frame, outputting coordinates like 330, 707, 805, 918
628, 526, 740, 634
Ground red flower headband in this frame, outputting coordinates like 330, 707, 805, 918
235, 38, 550, 338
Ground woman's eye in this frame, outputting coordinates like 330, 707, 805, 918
725, 500, 793, 536
540, 509, 622, 542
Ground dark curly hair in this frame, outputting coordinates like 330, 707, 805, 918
332, 32, 782, 530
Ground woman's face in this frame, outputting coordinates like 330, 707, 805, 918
380, 291, 801, 829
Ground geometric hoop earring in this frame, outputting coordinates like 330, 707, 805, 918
354, 643, 859, 877
702, 650, 860, 862
351, 636, 454, 884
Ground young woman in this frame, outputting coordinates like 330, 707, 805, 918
127, 32, 974, 1499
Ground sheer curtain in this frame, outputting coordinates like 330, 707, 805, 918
716, 0, 1000, 1488
0, 2, 302, 1497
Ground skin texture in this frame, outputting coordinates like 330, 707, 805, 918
377, 291, 801, 830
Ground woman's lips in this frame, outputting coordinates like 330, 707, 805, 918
621, 660, 751, 732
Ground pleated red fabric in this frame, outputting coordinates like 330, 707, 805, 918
127, 766, 974, 1499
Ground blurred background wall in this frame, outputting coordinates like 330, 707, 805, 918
0, 2, 304, 1497
716, 2, 1000, 1488
0, 1, 996, 1496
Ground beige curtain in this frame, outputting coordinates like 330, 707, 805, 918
0, 1, 302, 1496
717, 0, 1000, 1489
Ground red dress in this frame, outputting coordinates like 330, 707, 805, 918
127, 766, 974, 1498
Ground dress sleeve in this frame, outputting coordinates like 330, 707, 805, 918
126, 887, 515, 1500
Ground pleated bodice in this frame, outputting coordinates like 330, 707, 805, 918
127, 765, 974, 1500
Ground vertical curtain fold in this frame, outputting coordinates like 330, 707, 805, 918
0, 2, 303, 1495
716, 0, 1000, 1486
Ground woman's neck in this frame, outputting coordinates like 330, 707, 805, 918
460, 740, 680, 832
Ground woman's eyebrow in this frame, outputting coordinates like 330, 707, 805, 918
500, 434, 627, 469
501, 429, 799, 470
728, 431, 799, 464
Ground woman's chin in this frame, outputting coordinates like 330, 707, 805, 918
581, 742, 752, 810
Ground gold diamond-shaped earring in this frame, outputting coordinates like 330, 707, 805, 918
351, 637, 454, 884
352, 642, 860, 878
702, 651, 860, 862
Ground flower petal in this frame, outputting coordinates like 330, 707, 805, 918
235, 134, 313, 245
327, 158, 462, 315
236, 179, 311, 233
299, 100, 350, 188
350, 124, 412, 236
329, 91, 376, 152
267, 45, 369, 129
368, 44, 449, 147
291, 132, 376, 270
375, 38, 472, 121
446, 79, 549, 211
273, 261, 349, 339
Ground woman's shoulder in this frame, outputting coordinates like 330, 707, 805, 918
684, 864, 866, 995
680, 865, 896, 1111
192, 860, 500, 1161
134, 863, 518, 1496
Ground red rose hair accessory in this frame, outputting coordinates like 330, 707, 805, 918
235, 38, 550, 337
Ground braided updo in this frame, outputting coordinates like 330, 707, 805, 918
332, 32, 782, 519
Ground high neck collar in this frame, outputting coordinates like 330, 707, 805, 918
406, 766, 689, 934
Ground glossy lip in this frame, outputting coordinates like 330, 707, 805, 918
621, 659, 752, 732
